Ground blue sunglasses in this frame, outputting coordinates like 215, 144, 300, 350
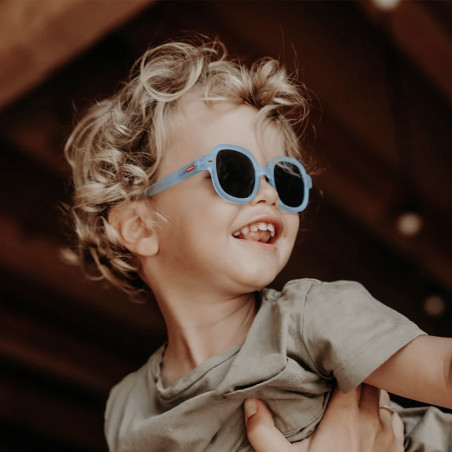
141, 144, 312, 213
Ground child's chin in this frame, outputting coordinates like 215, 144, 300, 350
236, 271, 277, 293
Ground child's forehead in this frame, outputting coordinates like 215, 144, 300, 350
176, 91, 246, 118
171, 94, 287, 159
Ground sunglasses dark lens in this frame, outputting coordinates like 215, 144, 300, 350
274, 161, 305, 208
217, 149, 255, 198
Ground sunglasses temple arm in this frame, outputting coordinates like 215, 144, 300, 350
141, 156, 209, 198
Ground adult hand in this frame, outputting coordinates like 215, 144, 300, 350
244, 384, 404, 452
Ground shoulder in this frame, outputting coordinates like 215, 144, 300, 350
263, 278, 371, 308
262, 278, 405, 347
277, 278, 408, 327
282, 278, 368, 295
260, 278, 374, 334
287, 280, 424, 391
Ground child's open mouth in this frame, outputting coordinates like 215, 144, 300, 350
232, 222, 276, 244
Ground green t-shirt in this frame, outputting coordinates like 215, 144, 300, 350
105, 279, 448, 451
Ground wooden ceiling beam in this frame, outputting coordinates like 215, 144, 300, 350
0, 0, 156, 110
358, 0, 452, 104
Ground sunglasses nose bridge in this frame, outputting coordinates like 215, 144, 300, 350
252, 165, 278, 205
255, 165, 271, 182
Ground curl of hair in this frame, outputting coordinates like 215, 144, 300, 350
64, 37, 312, 302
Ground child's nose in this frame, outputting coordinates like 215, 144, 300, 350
252, 177, 279, 208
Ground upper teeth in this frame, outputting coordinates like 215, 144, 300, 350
233, 222, 276, 238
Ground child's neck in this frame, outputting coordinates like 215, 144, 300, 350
157, 291, 258, 387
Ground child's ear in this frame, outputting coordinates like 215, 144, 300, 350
108, 201, 159, 257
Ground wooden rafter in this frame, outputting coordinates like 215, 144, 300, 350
0, 0, 156, 110
359, 0, 452, 103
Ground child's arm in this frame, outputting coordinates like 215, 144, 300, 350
364, 335, 452, 409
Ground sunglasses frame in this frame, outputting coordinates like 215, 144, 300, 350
141, 144, 312, 213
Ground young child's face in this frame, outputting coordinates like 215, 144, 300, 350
148, 96, 300, 295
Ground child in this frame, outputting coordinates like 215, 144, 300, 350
65, 37, 452, 451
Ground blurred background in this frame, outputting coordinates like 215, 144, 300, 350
0, 0, 451, 450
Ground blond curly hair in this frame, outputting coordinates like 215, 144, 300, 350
64, 37, 312, 302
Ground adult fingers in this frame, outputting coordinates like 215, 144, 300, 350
379, 389, 391, 406
244, 389, 404, 452
244, 399, 295, 452
359, 384, 381, 417
379, 390, 404, 443
378, 390, 395, 430
328, 384, 361, 408
360, 385, 402, 440
392, 411, 405, 444
332, 385, 403, 451
319, 385, 361, 426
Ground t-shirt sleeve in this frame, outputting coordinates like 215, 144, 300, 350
290, 279, 426, 392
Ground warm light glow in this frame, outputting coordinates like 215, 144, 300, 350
371, 0, 402, 11
396, 212, 423, 237
424, 295, 446, 317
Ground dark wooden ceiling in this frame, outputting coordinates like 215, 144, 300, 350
0, 1, 451, 450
